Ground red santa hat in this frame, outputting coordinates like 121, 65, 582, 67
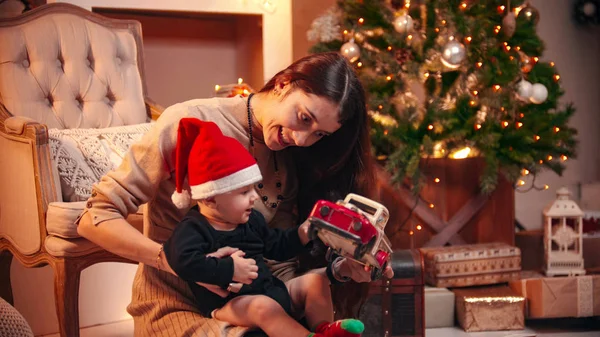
171, 118, 262, 208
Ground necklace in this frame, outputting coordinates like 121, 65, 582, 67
246, 93, 283, 209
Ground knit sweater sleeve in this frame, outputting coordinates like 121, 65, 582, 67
248, 211, 306, 261
77, 102, 195, 226
163, 217, 234, 287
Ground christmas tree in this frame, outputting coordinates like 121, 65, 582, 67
309, 0, 577, 194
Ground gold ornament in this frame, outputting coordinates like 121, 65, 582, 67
424, 51, 445, 73
432, 142, 447, 158
466, 73, 479, 90
362, 42, 382, 53
518, 51, 535, 73
364, 28, 385, 37
369, 110, 399, 127
518, 3, 540, 25
354, 32, 365, 43
441, 93, 457, 110
476, 106, 488, 124
391, 77, 427, 124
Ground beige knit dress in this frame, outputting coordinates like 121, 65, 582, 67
81, 96, 301, 336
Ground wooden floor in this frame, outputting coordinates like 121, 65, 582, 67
40, 318, 600, 337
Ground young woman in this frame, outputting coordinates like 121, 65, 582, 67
77, 52, 390, 336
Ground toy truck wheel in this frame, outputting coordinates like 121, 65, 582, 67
371, 260, 388, 281
365, 236, 376, 252
308, 222, 319, 241
371, 267, 383, 281
353, 243, 367, 260
353, 236, 376, 260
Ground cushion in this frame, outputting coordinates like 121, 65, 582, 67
48, 123, 153, 202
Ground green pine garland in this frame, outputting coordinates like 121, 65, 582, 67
309, 0, 577, 194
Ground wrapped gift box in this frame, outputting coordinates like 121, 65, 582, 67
453, 286, 525, 332
509, 272, 600, 318
420, 243, 521, 288
424, 286, 455, 328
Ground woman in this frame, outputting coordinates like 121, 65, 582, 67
77, 52, 387, 336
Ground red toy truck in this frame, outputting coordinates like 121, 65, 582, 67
308, 193, 392, 280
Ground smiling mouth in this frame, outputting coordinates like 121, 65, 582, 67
278, 126, 290, 147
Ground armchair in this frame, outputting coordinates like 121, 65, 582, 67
0, 3, 163, 336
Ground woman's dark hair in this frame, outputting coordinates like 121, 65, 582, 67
260, 52, 376, 223
261, 52, 378, 314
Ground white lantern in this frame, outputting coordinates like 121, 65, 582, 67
542, 187, 586, 277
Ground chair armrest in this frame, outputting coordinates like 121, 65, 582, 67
2, 115, 48, 142
0, 105, 60, 255
145, 97, 164, 121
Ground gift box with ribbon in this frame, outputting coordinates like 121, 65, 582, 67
420, 243, 521, 288
509, 271, 600, 318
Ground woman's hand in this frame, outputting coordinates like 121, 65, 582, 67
207, 246, 240, 259
298, 219, 311, 245
194, 246, 245, 298
336, 257, 395, 282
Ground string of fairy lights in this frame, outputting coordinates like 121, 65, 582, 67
334, 0, 568, 198
311, 0, 576, 242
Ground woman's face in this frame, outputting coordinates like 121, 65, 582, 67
260, 86, 342, 151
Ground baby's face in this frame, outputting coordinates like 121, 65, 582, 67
213, 185, 259, 224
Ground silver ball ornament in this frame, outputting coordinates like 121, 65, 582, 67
340, 39, 361, 63
530, 83, 548, 104
517, 80, 533, 101
393, 14, 414, 34
441, 40, 466, 69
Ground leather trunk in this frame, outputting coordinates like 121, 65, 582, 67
358, 249, 424, 337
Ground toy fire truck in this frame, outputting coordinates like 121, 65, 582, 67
308, 193, 393, 280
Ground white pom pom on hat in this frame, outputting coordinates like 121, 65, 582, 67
171, 189, 191, 209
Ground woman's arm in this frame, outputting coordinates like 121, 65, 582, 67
77, 105, 189, 272
78, 213, 174, 273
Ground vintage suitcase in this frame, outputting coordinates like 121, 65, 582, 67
358, 249, 424, 337
420, 242, 521, 288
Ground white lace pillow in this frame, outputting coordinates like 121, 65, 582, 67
48, 123, 153, 202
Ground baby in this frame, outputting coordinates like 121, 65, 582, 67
163, 118, 364, 337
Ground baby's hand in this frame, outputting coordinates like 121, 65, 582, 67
231, 250, 258, 284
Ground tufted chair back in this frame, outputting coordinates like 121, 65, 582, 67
0, 4, 149, 128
